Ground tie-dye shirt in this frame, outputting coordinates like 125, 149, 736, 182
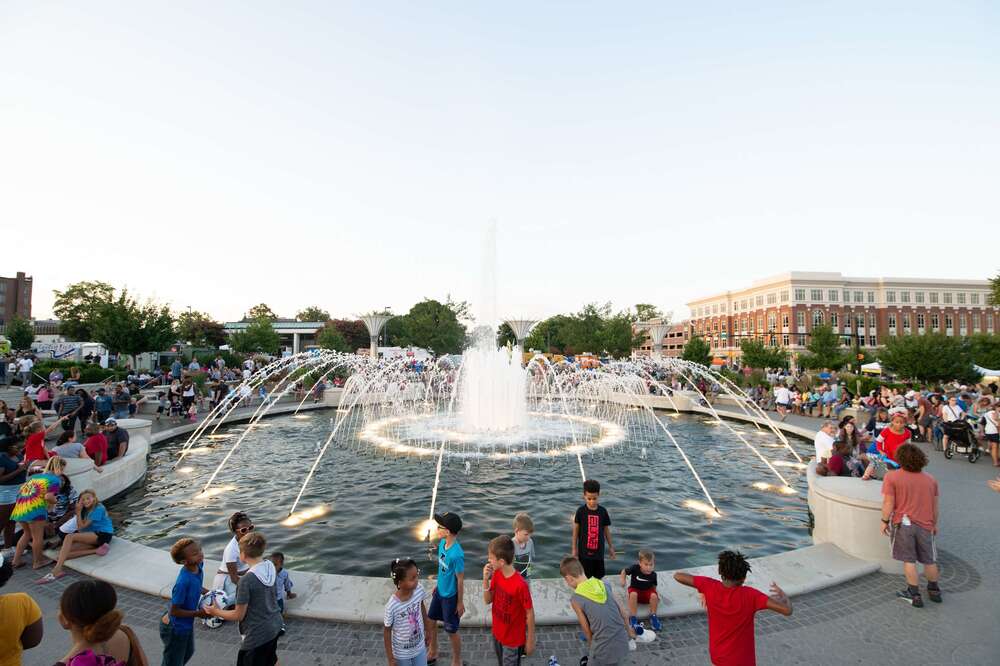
11, 473, 61, 523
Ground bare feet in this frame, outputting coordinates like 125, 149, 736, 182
33, 557, 54, 569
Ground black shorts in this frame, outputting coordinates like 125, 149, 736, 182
95, 532, 113, 546
986, 433, 999, 443
428, 589, 461, 633
236, 635, 279, 666
182, 396, 195, 409
580, 558, 606, 579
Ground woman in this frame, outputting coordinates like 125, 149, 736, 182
11, 456, 65, 569
42, 489, 114, 583
49, 368, 65, 388
0, 441, 28, 548
75, 387, 95, 432
866, 408, 890, 440
35, 384, 53, 410
838, 417, 864, 455
0, 553, 45, 666
209, 511, 254, 627
53, 579, 148, 666
16, 394, 42, 423
180, 379, 197, 415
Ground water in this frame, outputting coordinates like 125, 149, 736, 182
111, 410, 812, 577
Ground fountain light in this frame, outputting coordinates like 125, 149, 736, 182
778, 485, 798, 495
683, 499, 721, 518
292, 414, 312, 420
194, 485, 235, 500
205, 434, 234, 440
281, 504, 332, 527
752, 481, 798, 495
183, 447, 214, 456
772, 460, 807, 470
415, 518, 438, 541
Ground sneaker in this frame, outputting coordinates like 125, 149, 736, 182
896, 588, 924, 608
649, 613, 662, 631
628, 617, 644, 635
927, 587, 943, 603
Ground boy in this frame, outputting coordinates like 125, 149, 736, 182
881, 443, 942, 607
571, 479, 615, 579
156, 392, 168, 421
511, 513, 535, 582
560, 556, 635, 666
161, 538, 209, 666
94, 387, 113, 424
428, 512, 465, 666
674, 550, 792, 666
204, 532, 284, 665
619, 549, 661, 632
269, 551, 296, 614
483, 535, 535, 665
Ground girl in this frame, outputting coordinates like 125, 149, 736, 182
208, 511, 255, 627
42, 489, 114, 582
23, 416, 68, 464
53, 579, 148, 666
838, 417, 864, 455
383, 558, 430, 666
15, 394, 42, 424
11, 456, 65, 569
36, 383, 53, 410
984, 401, 1000, 467
0, 441, 28, 548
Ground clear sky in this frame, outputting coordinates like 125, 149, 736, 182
2, 2, 997, 323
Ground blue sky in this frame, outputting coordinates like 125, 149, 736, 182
2, 2, 997, 322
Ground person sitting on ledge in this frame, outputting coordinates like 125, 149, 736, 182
103, 418, 130, 461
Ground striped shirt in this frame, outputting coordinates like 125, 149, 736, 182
383, 585, 426, 659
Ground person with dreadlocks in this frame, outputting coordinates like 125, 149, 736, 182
674, 550, 791, 666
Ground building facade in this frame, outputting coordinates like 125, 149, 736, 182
686, 272, 996, 363
0, 271, 32, 324
633, 319, 691, 358
223, 320, 325, 354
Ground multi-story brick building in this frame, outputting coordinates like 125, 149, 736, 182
0, 271, 32, 325
686, 272, 996, 364
633, 319, 691, 358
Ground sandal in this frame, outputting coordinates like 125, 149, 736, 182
37, 571, 67, 584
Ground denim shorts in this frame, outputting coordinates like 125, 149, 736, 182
427, 589, 460, 633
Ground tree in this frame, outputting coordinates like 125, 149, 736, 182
393, 299, 466, 354
968, 333, 1000, 370
52, 281, 115, 341
316, 324, 349, 352
444, 295, 474, 324
330, 319, 369, 352
797, 325, 848, 371
296, 306, 331, 322
229, 317, 281, 354
633, 304, 667, 323
881, 333, 980, 383
739, 339, 789, 369
990, 270, 1000, 307
682, 335, 712, 367
90, 291, 175, 367
176, 310, 227, 347
497, 323, 516, 347
6, 315, 34, 350
524, 315, 575, 354
245, 303, 278, 322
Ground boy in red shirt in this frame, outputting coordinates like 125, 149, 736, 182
83, 423, 108, 467
482, 535, 535, 665
674, 550, 792, 666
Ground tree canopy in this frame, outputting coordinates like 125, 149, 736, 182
316, 324, 350, 352
990, 270, 1000, 307
393, 299, 466, 354
522, 303, 639, 358
880, 332, 980, 383
330, 319, 370, 352
296, 306, 331, 322
739, 338, 789, 369
6, 316, 34, 351
968, 333, 1000, 370
244, 303, 278, 322
175, 310, 227, 347
634, 303, 668, 323
797, 325, 848, 371
229, 317, 281, 354
52, 281, 115, 341
682, 335, 712, 367
90, 291, 175, 364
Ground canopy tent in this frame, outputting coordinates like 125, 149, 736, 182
974, 365, 1000, 380
860, 362, 882, 375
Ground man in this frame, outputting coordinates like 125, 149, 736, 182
813, 421, 837, 464
16, 356, 33, 386
774, 384, 792, 421
112, 385, 130, 420
188, 357, 200, 372
103, 418, 130, 460
53, 388, 83, 433
881, 444, 941, 607
170, 357, 183, 381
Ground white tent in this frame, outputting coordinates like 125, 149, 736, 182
974, 365, 1000, 379
860, 361, 882, 375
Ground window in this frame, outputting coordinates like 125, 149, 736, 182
812, 310, 824, 327
830, 312, 839, 327
782, 334, 789, 346
742, 318, 748, 332
713, 321, 719, 332
754, 295, 763, 307
780, 290, 789, 302
915, 292, 925, 304
886, 291, 896, 303
917, 314, 925, 329
888, 314, 897, 329
782, 314, 789, 328
988, 315, 994, 332
854, 290, 864, 303
810, 289, 822, 301
957, 293, 966, 305
959, 314, 967, 330
742, 299, 749, 310
796, 311, 805, 329
843, 290, 850, 303
902, 314, 910, 329
869, 313, 876, 328
900, 291, 910, 303
869, 335, 877, 346
945, 315, 954, 329
764, 293, 775, 305
973, 314, 980, 330
931, 314, 939, 329
712, 304, 719, 314
828, 290, 838, 302
855, 314, 864, 328
757, 316, 763, 331
767, 313, 776, 330
794, 288, 806, 301
971, 293, 980, 305
867, 291, 876, 303
943, 292, 953, 304
929, 292, 939, 304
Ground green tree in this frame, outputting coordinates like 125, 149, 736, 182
316, 324, 349, 352
797, 325, 848, 371
176, 310, 227, 347
52, 281, 115, 341
229, 317, 281, 354
990, 271, 1000, 306
393, 299, 466, 354
90, 291, 175, 367
739, 339, 789, 369
968, 333, 1000, 370
524, 315, 574, 354
296, 306, 331, 322
330, 319, 369, 351
682, 335, 712, 367
6, 315, 35, 350
881, 333, 980, 383
633, 304, 666, 322
245, 303, 278, 322
497, 323, 516, 347
444, 295, 474, 324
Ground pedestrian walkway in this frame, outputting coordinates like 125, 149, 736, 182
6, 406, 999, 665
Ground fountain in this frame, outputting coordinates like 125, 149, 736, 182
359, 313, 392, 359
638, 320, 671, 358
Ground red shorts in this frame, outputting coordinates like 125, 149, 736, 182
628, 587, 658, 604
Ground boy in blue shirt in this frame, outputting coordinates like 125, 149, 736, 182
161, 537, 209, 666
428, 511, 465, 666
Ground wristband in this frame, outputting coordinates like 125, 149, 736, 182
881, 518, 890, 524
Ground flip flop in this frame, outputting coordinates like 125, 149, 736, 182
36, 571, 66, 584
96, 544, 110, 556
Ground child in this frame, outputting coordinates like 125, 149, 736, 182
571, 479, 615, 579
427, 511, 465, 666
483, 535, 535, 665
560, 556, 635, 666
160, 538, 209, 666
204, 532, 284, 664
619, 549, 662, 632
169, 396, 183, 423
45, 488, 114, 581
269, 551, 296, 614
156, 392, 167, 422
674, 550, 792, 666
383, 558, 431, 666
511, 513, 535, 582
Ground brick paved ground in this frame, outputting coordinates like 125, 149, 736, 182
6, 410, 999, 665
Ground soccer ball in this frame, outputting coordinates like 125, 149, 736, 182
199, 589, 231, 611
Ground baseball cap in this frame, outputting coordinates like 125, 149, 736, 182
433, 512, 462, 534
104, 418, 117, 426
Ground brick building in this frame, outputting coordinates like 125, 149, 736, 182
0, 271, 32, 325
686, 272, 996, 364
633, 319, 691, 358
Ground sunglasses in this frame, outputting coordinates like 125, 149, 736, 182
238, 525, 255, 534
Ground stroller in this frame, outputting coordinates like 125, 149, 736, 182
942, 419, 981, 463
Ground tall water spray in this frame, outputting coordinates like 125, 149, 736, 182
458, 223, 528, 432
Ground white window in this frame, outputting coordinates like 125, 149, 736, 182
757, 316, 763, 330
959, 314, 967, 330
867, 291, 876, 303
886, 291, 896, 303
988, 315, 994, 332
782, 334, 789, 346
810, 289, 823, 301
888, 313, 897, 328
794, 288, 806, 301
945, 314, 954, 329
929, 292, 939, 304
766, 293, 776, 305
755, 295, 763, 307
869, 335, 877, 346
843, 290, 851, 303
943, 293, 953, 304
869, 313, 876, 328
828, 290, 839, 302
854, 290, 864, 303
915, 292, 925, 304
779, 290, 789, 302
917, 314, 925, 328
957, 293, 966, 305
902, 314, 910, 330
812, 310, 824, 327
854, 313, 864, 328
971, 293, 980, 305
782, 313, 789, 328
830, 312, 839, 327
712, 304, 719, 314
796, 311, 805, 328
900, 291, 910, 303
931, 314, 939, 329
973, 314, 980, 330
767, 313, 776, 330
